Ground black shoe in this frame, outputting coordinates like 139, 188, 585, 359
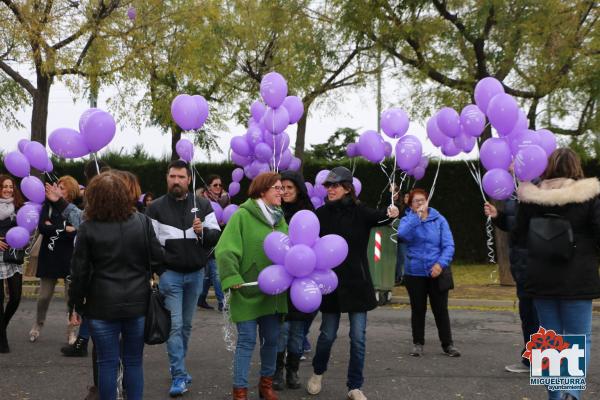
443, 345, 461, 357
273, 352, 285, 391
61, 336, 89, 357
285, 352, 301, 389
409, 344, 423, 357
198, 301, 214, 310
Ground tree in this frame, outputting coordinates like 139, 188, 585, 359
222, 0, 376, 161
306, 127, 359, 161
0, 0, 142, 146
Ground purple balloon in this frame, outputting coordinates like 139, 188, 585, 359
20, 176, 45, 204
79, 108, 101, 134
395, 135, 422, 171
264, 231, 291, 265
282, 96, 304, 124
383, 141, 393, 158
231, 136, 251, 157
23, 141, 49, 171
290, 278, 322, 313
16, 205, 40, 233
210, 201, 224, 223
441, 139, 461, 157
6, 226, 30, 249
474, 77, 505, 114
380, 108, 409, 138
82, 110, 116, 152
171, 94, 200, 131
289, 210, 320, 247
309, 269, 338, 295
482, 168, 514, 200
313, 184, 327, 199
44, 158, 53, 173
127, 6, 136, 20
284, 244, 317, 278
358, 130, 385, 163
262, 107, 289, 135
176, 138, 194, 162
4, 151, 30, 178
480, 137, 512, 171
274, 149, 292, 170
254, 142, 274, 163
315, 170, 330, 186
192, 95, 209, 129
536, 129, 557, 157
507, 108, 528, 137
310, 196, 323, 209
251, 100, 266, 122
228, 182, 240, 198
487, 93, 519, 136
351, 177, 362, 197
48, 128, 89, 159
258, 264, 294, 295
288, 157, 301, 171
418, 156, 429, 169
454, 131, 476, 153
436, 107, 461, 138
260, 72, 288, 108
17, 139, 30, 153
514, 145, 548, 182
460, 104, 486, 137
346, 143, 359, 158
305, 182, 314, 197
426, 116, 449, 147
272, 131, 290, 152
244, 165, 257, 180
312, 234, 348, 270
508, 129, 541, 155
222, 204, 239, 224
24, 202, 42, 213
231, 168, 244, 183
412, 166, 426, 180
231, 151, 252, 167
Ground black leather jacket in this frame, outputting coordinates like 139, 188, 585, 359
68, 213, 164, 320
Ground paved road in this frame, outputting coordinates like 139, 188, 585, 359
1, 299, 598, 400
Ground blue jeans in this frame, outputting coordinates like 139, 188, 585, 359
396, 241, 407, 281
234, 314, 281, 388
312, 312, 367, 390
534, 299, 592, 400
88, 317, 145, 400
159, 269, 204, 380
198, 258, 224, 304
277, 320, 306, 355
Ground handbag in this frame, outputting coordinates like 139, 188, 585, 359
437, 266, 454, 292
528, 214, 575, 262
139, 214, 171, 345
24, 234, 43, 276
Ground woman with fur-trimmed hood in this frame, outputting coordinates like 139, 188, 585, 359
515, 148, 600, 400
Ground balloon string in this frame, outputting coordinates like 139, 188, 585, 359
428, 157, 442, 201
92, 152, 100, 175
390, 150, 398, 206
376, 162, 392, 210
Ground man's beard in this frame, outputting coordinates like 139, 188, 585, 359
169, 184, 186, 198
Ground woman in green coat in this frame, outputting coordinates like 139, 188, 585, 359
216, 172, 288, 400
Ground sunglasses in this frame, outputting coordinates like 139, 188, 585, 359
323, 182, 342, 189
211, 183, 222, 187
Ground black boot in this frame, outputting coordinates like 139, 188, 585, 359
272, 352, 285, 391
285, 352, 301, 389
0, 331, 9, 353
61, 336, 88, 357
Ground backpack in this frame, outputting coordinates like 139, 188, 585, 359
527, 213, 575, 262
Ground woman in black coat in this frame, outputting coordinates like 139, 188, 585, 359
273, 170, 315, 391
29, 176, 79, 344
514, 148, 600, 400
69, 172, 163, 400
306, 167, 399, 400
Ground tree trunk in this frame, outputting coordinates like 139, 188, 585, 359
171, 125, 182, 160
491, 201, 515, 286
294, 104, 309, 163
30, 75, 52, 146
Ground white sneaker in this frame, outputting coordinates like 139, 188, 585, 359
348, 388, 367, 400
504, 362, 530, 373
306, 373, 322, 395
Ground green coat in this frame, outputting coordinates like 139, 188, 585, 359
216, 199, 289, 323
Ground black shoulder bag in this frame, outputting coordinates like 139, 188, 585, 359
139, 214, 171, 345
527, 213, 575, 262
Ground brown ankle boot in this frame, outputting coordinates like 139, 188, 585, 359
232, 387, 248, 400
258, 376, 278, 400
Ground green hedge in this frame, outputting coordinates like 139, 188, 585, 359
3, 156, 599, 264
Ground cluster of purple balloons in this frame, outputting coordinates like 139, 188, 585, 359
5, 140, 53, 179
230, 72, 303, 179
472, 78, 557, 200
171, 94, 209, 131
258, 210, 348, 313
426, 104, 483, 158
210, 203, 239, 225
304, 170, 362, 209
346, 130, 393, 164
228, 168, 244, 197
48, 108, 117, 159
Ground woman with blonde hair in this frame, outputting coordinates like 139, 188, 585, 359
29, 175, 79, 344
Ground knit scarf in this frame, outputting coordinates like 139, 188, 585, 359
257, 199, 284, 226
0, 198, 15, 221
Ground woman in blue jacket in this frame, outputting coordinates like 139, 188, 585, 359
398, 188, 459, 358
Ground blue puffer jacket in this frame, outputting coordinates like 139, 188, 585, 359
397, 207, 455, 277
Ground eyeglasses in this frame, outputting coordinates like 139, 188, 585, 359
412, 198, 427, 205
323, 182, 341, 189
270, 185, 284, 192
211, 183, 222, 187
